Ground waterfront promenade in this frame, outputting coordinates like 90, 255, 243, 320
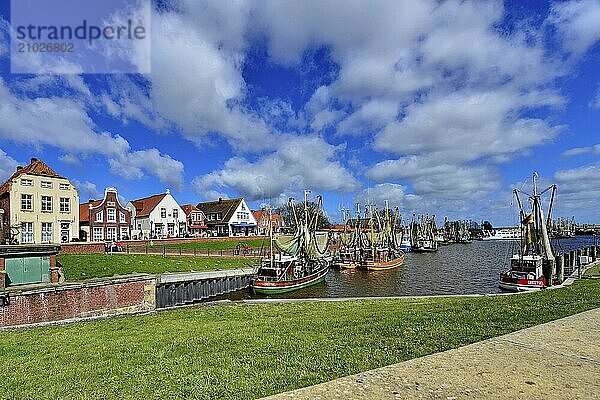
263, 307, 600, 400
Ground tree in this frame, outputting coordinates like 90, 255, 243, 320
0, 223, 20, 245
275, 200, 332, 230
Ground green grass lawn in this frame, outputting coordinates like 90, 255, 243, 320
131, 238, 269, 252
2, 278, 600, 399
57, 254, 256, 281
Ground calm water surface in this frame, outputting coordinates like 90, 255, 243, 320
225, 236, 599, 300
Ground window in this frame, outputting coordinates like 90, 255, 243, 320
93, 227, 103, 241
59, 183, 70, 190
107, 227, 117, 240
120, 226, 129, 239
119, 212, 126, 223
21, 194, 33, 211
167, 223, 175, 236
21, 222, 33, 243
173, 209, 178, 219
41, 196, 52, 212
42, 222, 53, 243
137, 224, 142, 230
95, 211, 103, 222
21, 178, 33, 186
107, 201, 116, 207
161, 208, 166, 218
107, 208, 116, 222
41, 181, 53, 188
60, 197, 70, 213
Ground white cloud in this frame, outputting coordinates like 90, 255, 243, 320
562, 144, 600, 157
108, 149, 184, 192
548, 0, 600, 56
192, 135, 359, 201
553, 163, 600, 218
0, 149, 19, 182
0, 78, 184, 190
147, 3, 275, 152
73, 180, 101, 201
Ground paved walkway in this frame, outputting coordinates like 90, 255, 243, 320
262, 307, 600, 400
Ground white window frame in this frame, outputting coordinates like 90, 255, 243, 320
93, 227, 103, 241
41, 196, 52, 212
59, 183, 70, 190
41, 222, 53, 243
21, 222, 34, 243
173, 209, 178, 219
120, 226, 129, 239
160, 208, 166, 218
106, 227, 117, 240
60, 197, 70, 213
119, 212, 126, 223
107, 208, 116, 222
21, 194, 33, 211
41, 181, 53, 189
21, 178, 33, 186
95, 211, 103, 222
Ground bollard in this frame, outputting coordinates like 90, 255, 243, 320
577, 249, 582, 278
557, 254, 564, 283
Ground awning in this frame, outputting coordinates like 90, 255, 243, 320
230, 223, 257, 227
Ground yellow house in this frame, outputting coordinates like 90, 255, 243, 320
0, 158, 79, 244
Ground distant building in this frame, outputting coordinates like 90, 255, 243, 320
126, 189, 186, 239
0, 157, 79, 244
79, 187, 131, 242
252, 210, 285, 235
196, 198, 257, 237
181, 204, 207, 237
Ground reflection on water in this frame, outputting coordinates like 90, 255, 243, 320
225, 236, 599, 300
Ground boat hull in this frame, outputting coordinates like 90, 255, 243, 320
499, 275, 546, 292
363, 254, 405, 271
252, 266, 329, 294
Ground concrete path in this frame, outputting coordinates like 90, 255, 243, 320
262, 307, 600, 400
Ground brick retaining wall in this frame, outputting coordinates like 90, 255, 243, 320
0, 275, 155, 328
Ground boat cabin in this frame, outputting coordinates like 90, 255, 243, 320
510, 254, 543, 278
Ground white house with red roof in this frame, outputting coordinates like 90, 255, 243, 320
126, 189, 186, 239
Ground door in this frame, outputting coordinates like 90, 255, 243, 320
60, 221, 71, 243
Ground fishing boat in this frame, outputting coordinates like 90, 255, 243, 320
360, 201, 405, 270
332, 206, 362, 269
399, 231, 412, 252
499, 173, 557, 292
252, 191, 331, 294
410, 214, 438, 252
482, 227, 520, 240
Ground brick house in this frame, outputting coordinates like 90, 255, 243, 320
181, 204, 207, 237
0, 158, 79, 244
79, 187, 131, 242
196, 198, 257, 237
126, 189, 186, 239
252, 210, 286, 235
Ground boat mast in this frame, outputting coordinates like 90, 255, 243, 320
269, 205, 274, 268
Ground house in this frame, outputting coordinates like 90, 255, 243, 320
126, 189, 186, 239
0, 158, 79, 244
196, 198, 257, 237
181, 204, 207, 237
252, 210, 286, 235
79, 187, 131, 242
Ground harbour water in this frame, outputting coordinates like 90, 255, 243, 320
226, 235, 599, 300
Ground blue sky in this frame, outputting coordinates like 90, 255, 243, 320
1, 0, 600, 226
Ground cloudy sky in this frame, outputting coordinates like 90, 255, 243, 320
1, 0, 600, 226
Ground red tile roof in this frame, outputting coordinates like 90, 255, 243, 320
181, 204, 199, 217
130, 193, 167, 218
0, 157, 66, 196
79, 200, 102, 222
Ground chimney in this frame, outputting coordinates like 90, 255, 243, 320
16, 166, 23, 171
30, 157, 39, 163
218, 197, 223, 203
166, 189, 170, 195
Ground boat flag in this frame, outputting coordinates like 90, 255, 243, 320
521, 213, 534, 225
